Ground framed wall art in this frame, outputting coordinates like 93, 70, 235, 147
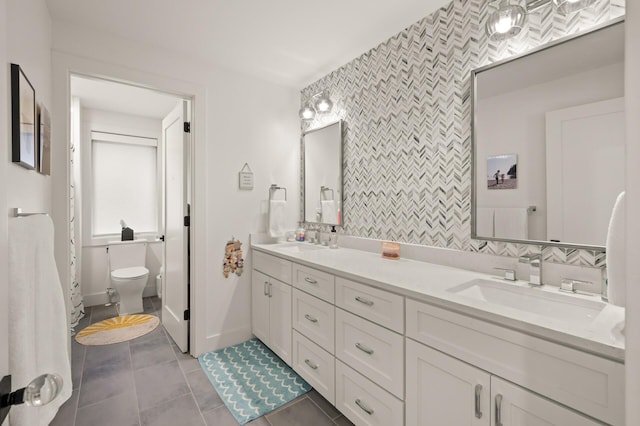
11, 63, 36, 169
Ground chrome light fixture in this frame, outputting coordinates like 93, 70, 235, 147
299, 91, 333, 120
486, 0, 527, 42
552, 0, 597, 15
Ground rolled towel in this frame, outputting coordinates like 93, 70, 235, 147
321, 200, 338, 224
606, 191, 626, 307
268, 200, 286, 238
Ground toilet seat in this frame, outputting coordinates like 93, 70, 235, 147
111, 266, 149, 280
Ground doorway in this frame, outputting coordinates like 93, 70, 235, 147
69, 74, 193, 352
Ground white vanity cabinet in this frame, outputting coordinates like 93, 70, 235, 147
251, 252, 292, 365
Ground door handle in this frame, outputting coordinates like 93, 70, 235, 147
355, 296, 374, 306
355, 399, 374, 415
474, 384, 482, 419
355, 342, 374, 355
304, 314, 318, 323
495, 394, 503, 426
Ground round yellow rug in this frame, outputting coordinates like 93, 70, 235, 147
75, 314, 160, 346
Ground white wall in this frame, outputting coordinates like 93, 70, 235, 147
6, 0, 52, 214
51, 23, 300, 356
625, 2, 640, 424
477, 62, 623, 240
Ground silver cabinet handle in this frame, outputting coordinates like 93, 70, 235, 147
495, 394, 503, 426
304, 277, 318, 284
355, 399, 374, 415
355, 342, 374, 355
268, 282, 272, 298
304, 359, 318, 370
355, 296, 374, 306
304, 314, 318, 323
264, 281, 269, 296
474, 384, 482, 419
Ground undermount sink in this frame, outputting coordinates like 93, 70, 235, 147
275, 243, 326, 253
447, 279, 606, 324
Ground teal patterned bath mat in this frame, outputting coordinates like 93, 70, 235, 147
198, 338, 311, 424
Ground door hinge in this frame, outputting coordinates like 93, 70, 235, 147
183, 309, 190, 321
184, 216, 190, 227
184, 122, 191, 133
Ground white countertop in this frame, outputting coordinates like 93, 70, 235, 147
251, 241, 625, 362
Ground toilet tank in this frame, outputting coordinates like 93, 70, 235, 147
108, 241, 147, 271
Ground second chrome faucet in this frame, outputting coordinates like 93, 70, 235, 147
520, 254, 543, 286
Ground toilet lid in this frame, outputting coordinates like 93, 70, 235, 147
111, 266, 149, 279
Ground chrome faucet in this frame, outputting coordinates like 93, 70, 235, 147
519, 254, 542, 286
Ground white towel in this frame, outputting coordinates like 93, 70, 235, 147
268, 200, 287, 238
9, 215, 72, 426
321, 200, 338, 224
494, 208, 528, 239
606, 191, 626, 307
476, 208, 494, 237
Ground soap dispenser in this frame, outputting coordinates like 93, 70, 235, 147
329, 226, 338, 249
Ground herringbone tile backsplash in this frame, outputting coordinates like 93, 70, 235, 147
301, 0, 624, 267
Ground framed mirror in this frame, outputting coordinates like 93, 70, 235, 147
303, 120, 343, 226
471, 18, 624, 250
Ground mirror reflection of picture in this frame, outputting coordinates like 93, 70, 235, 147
11, 63, 37, 170
487, 154, 517, 190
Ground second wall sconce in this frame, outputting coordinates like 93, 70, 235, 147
299, 91, 333, 120
486, 0, 598, 41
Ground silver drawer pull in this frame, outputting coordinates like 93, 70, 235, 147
304, 277, 318, 284
355, 399, 374, 415
304, 314, 318, 323
355, 342, 374, 355
355, 296, 374, 306
264, 281, 269, 296
474, 384, 483, 419
495, 394, 503, 426
304, 359, 319, 370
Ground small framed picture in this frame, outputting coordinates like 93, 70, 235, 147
487, 154, 517, 190
37, 104, 51, 175
11, 64, 37, 170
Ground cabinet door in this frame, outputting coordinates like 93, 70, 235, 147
251, 270, 270, 344
406, 339, 490, 426
491, 377, 600, 426
269, 278, 292, 365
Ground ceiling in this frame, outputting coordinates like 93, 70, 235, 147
46, 0, 452, 88
71, 75, 180, 119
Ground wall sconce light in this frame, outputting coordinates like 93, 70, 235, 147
299, 91, 333, 120
487, 0, 599, 41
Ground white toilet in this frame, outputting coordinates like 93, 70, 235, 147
108, 241, 149, 316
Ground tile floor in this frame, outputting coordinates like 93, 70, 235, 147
51, 297, 354, 426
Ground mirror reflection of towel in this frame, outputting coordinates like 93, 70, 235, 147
268, 200, 286, 238
321, 200, 337, 224
494, 208, 528, 239
476, 208, 494, 237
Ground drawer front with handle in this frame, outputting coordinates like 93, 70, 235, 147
335, 360, 403, 426
335, 277, 404, 333
292, 264, 335, 303
292, 331, 335, 405
335, 308, 404, 399
292, 289, 335, 353
253, 251, 292, 284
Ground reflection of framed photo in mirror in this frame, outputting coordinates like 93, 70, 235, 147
487, 154, 517, 190
11, 63, 36, 170
37, 104, 51, 175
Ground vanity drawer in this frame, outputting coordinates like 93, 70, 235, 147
335, 308, 404, 399
335, 277, 404, 333
335, 360, 404, 426
292, 331, 335, 405
292, 264, 334, 303
253, 251, 291, 284
292, 289, 335, 353
406, 299, 624, 425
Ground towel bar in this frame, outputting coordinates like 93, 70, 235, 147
269, 184, 287, 201
320, 186, 335, 201
12, 208, 49, 217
